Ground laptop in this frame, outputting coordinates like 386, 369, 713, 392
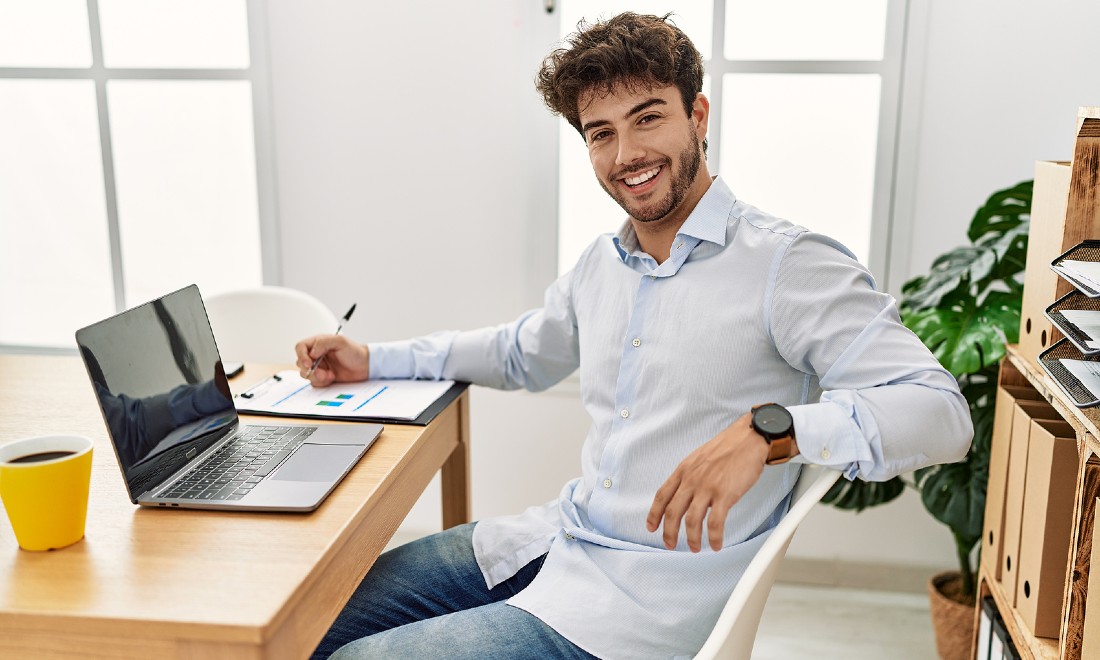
75, 284, 382, 512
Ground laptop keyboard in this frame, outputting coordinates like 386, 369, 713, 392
160, 425, 316, 501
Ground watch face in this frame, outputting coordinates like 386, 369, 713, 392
754, 404, 793, 437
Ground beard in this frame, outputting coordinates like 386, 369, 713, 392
598, 127, 702, 224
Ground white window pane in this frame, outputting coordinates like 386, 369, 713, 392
0, 0, 92, 67
108, 80, 262, 306
0, 80, 113, 348
559, 0, 714, 60
98, 0, 250, 69
725, 0, 887, 61
719, 74, 881, 265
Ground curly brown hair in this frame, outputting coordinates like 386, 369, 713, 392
535, 12, 704, 138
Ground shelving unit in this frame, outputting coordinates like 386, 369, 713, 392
973, 107, 1100, 660
977, 345, 1100, 659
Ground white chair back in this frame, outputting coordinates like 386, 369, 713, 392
204, 286, 339, 365
694, 464, 842, 659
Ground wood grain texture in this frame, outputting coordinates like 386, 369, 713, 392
0, 355, 469, 659
1061, 455, 1100, 660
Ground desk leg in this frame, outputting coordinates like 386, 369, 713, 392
441, 391, 471, 529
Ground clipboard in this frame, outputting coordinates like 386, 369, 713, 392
234, 371, 469, 426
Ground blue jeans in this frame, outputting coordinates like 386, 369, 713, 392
311, 522, 598, 659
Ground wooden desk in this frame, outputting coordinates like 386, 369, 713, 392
0, 355, 471, 659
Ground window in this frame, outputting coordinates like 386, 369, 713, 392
0, 0, 274, 350
556, 0, 905, 282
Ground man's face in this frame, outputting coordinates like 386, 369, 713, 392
578, 83, 707, 225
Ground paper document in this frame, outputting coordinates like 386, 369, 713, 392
1055, 260, 1100, 292
1059, 309, 1100, 349
235, 371, 455, 421
1059, 358, 1100, 395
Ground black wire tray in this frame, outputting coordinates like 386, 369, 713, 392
1045, 290, 1100, 356
1050, 240, 1100, 298
1039, 337, 1100, 407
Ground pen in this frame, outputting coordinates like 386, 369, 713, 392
305, 303, 357, 379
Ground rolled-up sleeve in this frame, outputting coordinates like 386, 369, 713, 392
769, 232, 973, 481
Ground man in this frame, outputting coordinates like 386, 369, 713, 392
302, 13, 972, 659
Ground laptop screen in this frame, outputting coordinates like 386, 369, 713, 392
76, 284, 237, 501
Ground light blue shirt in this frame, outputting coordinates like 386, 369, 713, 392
368, 176, 972, 659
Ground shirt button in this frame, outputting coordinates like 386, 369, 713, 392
821, 447, 831, 460
632, 338, 641, 348
565, 533, 575, 541
675, 242, 684, 250
603, 478, 613, 488
620, 409, 629, 419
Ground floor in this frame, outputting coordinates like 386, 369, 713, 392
753, 583, 938, 659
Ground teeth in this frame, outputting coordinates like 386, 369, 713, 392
625, 167, 660, 186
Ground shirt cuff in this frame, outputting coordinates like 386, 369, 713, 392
787, 401, 872, 480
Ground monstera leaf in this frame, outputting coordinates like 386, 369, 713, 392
903, 288, 1020, 378
821, 474, 905, 511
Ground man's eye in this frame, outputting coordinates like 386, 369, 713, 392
590, 130, 611, 142
639, 114, 659, 124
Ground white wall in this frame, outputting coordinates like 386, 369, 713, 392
264, 0, 1100, 578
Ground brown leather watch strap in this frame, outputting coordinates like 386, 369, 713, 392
765, 436, 794, 465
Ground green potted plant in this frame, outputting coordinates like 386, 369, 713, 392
821, 180, 1033, 659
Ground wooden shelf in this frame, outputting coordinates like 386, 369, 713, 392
979, 564, 1060, 660
999, 344, 1100, 660
1006, 344, 1100, 454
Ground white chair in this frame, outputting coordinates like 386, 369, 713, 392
204, 286, 339, 365
694, 464, 842, 659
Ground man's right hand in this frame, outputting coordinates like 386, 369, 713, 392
295, 335, 370, 387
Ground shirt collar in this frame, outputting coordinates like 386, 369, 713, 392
612, 176, 735, 262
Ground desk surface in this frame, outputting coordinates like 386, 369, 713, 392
0, 355, 470, 659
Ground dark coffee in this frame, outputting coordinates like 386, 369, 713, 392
7, 451, 76, 464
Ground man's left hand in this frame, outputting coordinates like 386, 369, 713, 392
645, 412, 768, 552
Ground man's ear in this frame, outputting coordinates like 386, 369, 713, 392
692, 93, 710, 142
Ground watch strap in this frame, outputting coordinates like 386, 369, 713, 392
765, 436, 795, 465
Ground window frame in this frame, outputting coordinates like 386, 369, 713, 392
0, 0, 277, 354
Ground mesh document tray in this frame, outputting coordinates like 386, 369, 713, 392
1045, 290, 1100, 356
1050, 240, 1100, 298
1039, 338, 1100, 407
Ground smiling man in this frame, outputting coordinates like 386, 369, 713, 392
305, 13, 973, 659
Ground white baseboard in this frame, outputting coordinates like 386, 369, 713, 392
777, 557, 947, 594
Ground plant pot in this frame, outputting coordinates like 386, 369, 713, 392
928, 570, 976, 660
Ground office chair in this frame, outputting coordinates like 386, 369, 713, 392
204, 286, 339, 365
694, 464, 842, 659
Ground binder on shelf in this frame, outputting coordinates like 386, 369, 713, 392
1015, 417, 1077, 638
1001, 401, 1061, 603
1039, 337, 1100, 407
1045, 289, 1100, 355
990, 611, 1007, 660
1050, 239, 1100, 298
1019, 160, 1073, 372
977, 596, 995, 660
983, 387, 1052, 581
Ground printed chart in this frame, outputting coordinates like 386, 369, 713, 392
235, 371, 455, 421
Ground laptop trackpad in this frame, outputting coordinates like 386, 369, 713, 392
271, 443, 362, 482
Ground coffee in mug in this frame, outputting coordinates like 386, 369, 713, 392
0, 435, 93, 551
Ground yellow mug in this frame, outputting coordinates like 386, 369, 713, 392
0, 435, 93, 551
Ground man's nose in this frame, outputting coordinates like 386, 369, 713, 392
616, 131, 645, 166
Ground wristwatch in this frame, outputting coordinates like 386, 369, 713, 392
751, 403, 796, 465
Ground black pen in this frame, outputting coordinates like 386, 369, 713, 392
305, 303, 357, 379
